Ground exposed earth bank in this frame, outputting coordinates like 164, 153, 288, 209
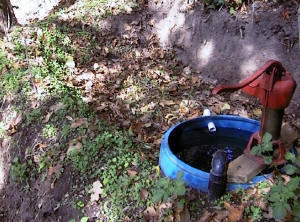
150, 0, 300, 116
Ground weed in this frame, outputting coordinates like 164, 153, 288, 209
10, 157, 28, 183
0, 49, 9, 71
61, 123, 71, 140
250, 132, 273, 164
257, 181, 270, 190
72, 199, 85, 209
37, 155, 49, 174
0, 68, 25, 97
12, 40, 26, 60
214, 193, 233, 210
42, 124, 57, 139
284, 152, 300, 175
245, 205, 262, 221
202, 0, 245, 13
25, 108, 42, 125
268, 177, 300, 220
152, 171, 186, 203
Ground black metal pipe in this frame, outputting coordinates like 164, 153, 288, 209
208, 150, 228, 201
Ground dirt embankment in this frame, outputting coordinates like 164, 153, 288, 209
150, 0, 300, 116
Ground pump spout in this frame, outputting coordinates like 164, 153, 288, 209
208, 150, 228, 201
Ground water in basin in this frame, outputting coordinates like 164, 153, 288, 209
169, 127, 251, 172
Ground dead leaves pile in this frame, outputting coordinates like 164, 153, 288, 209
63, 17, 269, 152
143, 198, 246, 222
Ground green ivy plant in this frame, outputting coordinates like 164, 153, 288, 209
152, 171, 186, 203
268, 177, 300, 220
250, 132, 273, 164
284, 152, 300, 175
249, 132, 300, 220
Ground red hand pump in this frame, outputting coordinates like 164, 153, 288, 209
212, 60, 297, 165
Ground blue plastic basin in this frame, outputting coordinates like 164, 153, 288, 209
159, 115, 270, 192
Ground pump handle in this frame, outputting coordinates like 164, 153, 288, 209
212, 60, 296, 110
212, 60, 285, 94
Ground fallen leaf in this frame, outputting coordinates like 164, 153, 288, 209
12, 62, 20, 69
127, 169, 138, 177
253, 108, 262, 117
8, 113, 23, 135
221, 102, 231, 111
43, 111, 53, 123
196, 210, 214, 222
281, 10, 291, 20
13, 113, 23, 125
30, 100, 40, 109
65, 55, 75, 68
97, 103, 107, 111
66, 116, 74, 121
89, 180, 103, 202
71, 118, 88, 128
35, 143, 48, 151
144, 122, 152, 128
263, 206, 273, 219
175, 206, 190, 222
214, 210, 229, 221
224, 202, 244, 222
179, 106, 189, 115
48, 164, 62, 176
140, 189, 149, 200
153, 138, 161, 145
50, 102, 64, 112
281, 174, 291, 184
80, 216, 89, 222
67, 140, 82, 154
159, 100, 175, 107
144, 206, 158, 221
1, 138, 9, 149
159, 202, 172, 211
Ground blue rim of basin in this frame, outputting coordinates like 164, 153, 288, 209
159, 115, 270, 192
